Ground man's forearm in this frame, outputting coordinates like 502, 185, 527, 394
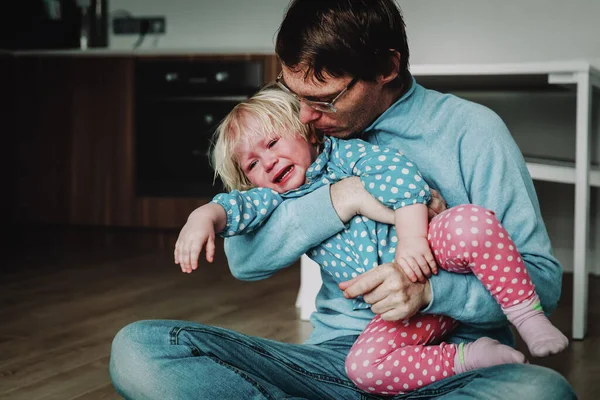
224, 185, 344, 280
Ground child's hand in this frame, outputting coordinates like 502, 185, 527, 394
394, 236, 438, 283
174, 212, 217, 273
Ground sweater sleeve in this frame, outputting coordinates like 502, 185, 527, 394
422, 107, 562, 328
224, 184, 346, 281
211, 187, 283, 237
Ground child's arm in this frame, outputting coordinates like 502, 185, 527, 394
332, 137, 436, 282
394, 204, 437, 283
330, 176, 395, 225
175, 187, 284, 273
175, 203, 226, 273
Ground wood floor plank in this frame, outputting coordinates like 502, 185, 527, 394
1, 226, 598, 399
69, 383, 120, 400
0, 358, 111, 400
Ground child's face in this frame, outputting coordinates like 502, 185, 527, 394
235, 119, 317, 194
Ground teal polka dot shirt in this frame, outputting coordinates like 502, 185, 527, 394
213, 136, 431, 309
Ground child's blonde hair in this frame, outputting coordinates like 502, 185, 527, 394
211, 83, 314, 192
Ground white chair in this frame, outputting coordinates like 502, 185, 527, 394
295, 255, 323, 321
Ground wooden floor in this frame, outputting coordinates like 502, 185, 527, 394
0, 226, 598, 399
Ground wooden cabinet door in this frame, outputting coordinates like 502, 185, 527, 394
13, 54, 278, 228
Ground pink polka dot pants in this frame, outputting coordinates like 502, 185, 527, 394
429, 205, 535, 307
346, 205, 537, 395
346, 314, 459, 395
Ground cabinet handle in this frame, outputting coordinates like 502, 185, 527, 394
215, 71, 229, 82
165, 72, 179, 82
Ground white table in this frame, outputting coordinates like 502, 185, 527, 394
297, 60, 600, 340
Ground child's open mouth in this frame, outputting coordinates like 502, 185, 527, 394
274, 165, 294, 183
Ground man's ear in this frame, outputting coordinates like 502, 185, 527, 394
377, 50, 401, 85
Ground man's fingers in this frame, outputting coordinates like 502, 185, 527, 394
342, 268, 386, 299
428, 188, 447, 217
362, 284, 390, 305
428, 208, 437, 220
378, 308, 406, 322
338, 275, 360, 291
373, 298, 409, 321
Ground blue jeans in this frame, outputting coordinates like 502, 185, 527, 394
110, 320, 576, 399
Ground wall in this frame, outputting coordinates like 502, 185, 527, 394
108, 0, 600, 64
402, 0, 600, 65
108, 0, 600, 275
108, 0, 288, 52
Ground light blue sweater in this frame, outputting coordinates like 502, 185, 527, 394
224, 78, 563, 346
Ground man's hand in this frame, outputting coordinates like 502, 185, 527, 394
338, 262, 432, 321
428, 188, 447, 219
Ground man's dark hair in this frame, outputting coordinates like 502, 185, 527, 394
275, 0, 410, 87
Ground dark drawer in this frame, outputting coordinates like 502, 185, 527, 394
135, 59, 263, 97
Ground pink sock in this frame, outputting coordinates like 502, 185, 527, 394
453, 337, 526, 374
504, 295, 569, 357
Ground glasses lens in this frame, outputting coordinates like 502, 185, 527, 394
303, 100, 333, 113
277, 73, 337, 113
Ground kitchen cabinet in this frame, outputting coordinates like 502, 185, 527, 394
12, 53, 279, 228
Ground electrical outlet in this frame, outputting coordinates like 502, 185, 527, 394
113, 17, 166, 35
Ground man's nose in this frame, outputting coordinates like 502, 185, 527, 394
299, 101, 322, 124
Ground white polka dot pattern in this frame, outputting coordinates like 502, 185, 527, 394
346, 314, 458, 394
346, 204, 539, 395
212, 136, 432, 310
428, 205, 535, 306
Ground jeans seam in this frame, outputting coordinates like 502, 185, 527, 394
170, 326, 277, 400
210, 355, 278, 400
171, 326, 368, 394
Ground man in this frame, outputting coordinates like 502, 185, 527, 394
110, 1, 575, 398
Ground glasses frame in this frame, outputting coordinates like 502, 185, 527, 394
275, 71, 358, 113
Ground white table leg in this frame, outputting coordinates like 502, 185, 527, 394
296, 254, 323, 321
572, 71, 592, 340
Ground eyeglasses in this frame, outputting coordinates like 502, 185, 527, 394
275, 71, 358, 113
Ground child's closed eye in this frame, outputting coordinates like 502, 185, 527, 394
268, 139, 278, 148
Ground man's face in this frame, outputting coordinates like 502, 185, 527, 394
281, 66, 388, 139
